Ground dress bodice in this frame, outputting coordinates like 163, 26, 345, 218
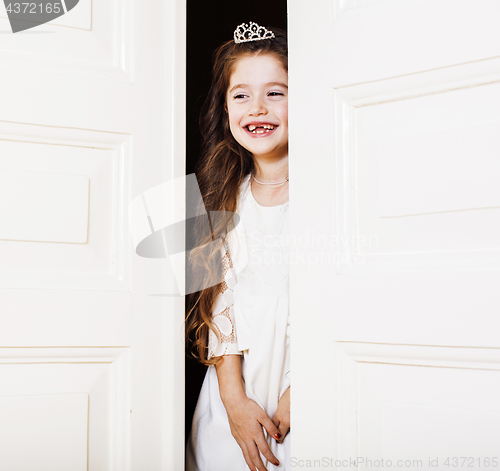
237, 174, 290, 296
208, 173, 290, 358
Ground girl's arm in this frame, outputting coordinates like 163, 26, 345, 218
208, 240, 241, 358
211, 239, 280, 470
215, 355, 281, 471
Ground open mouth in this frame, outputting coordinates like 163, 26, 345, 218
245, 124, 277, 134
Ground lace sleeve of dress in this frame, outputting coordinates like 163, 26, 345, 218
208, 238, 241, 359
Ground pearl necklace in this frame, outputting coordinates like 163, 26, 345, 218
252, 174, 289, 186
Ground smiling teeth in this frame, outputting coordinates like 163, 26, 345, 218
248, 124, 275, 133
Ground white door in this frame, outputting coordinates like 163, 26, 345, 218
289, 0, 500, 468
0, 1, 185, 470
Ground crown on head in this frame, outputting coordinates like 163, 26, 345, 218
233, 22, 275, 44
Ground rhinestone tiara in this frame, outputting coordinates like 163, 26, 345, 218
233, 22, 275, 44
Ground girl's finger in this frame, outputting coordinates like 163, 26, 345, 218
271, 414, 280, 429
260, 414, 282, 442
254, 434, 280, 467
271, 417, 285, 444
247, 440, 270, 471
238, 440, 257, 471
276, 423, 289, 444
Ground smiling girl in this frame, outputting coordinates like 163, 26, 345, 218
186, 23, 290, 471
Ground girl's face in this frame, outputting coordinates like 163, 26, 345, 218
226, 53, 288, 161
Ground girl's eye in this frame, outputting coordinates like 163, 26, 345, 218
232, 91, 285, 99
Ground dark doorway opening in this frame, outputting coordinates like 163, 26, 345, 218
185, 0, 287, 445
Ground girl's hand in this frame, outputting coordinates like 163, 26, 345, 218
272, 387, 290, 444
224, 393, 281, 471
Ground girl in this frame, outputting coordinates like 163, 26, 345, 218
186, 22, 290, 471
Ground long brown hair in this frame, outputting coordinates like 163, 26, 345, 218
186, 27, 288, 365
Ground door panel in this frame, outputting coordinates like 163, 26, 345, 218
0, 1, 185, 470
289, 0, 500, 466
0, 0, 130, 80
330, 0, 500, 85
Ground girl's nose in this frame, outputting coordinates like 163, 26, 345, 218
249, 97, 267, 116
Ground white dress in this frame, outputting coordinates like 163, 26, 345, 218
186, 173, 290, 471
